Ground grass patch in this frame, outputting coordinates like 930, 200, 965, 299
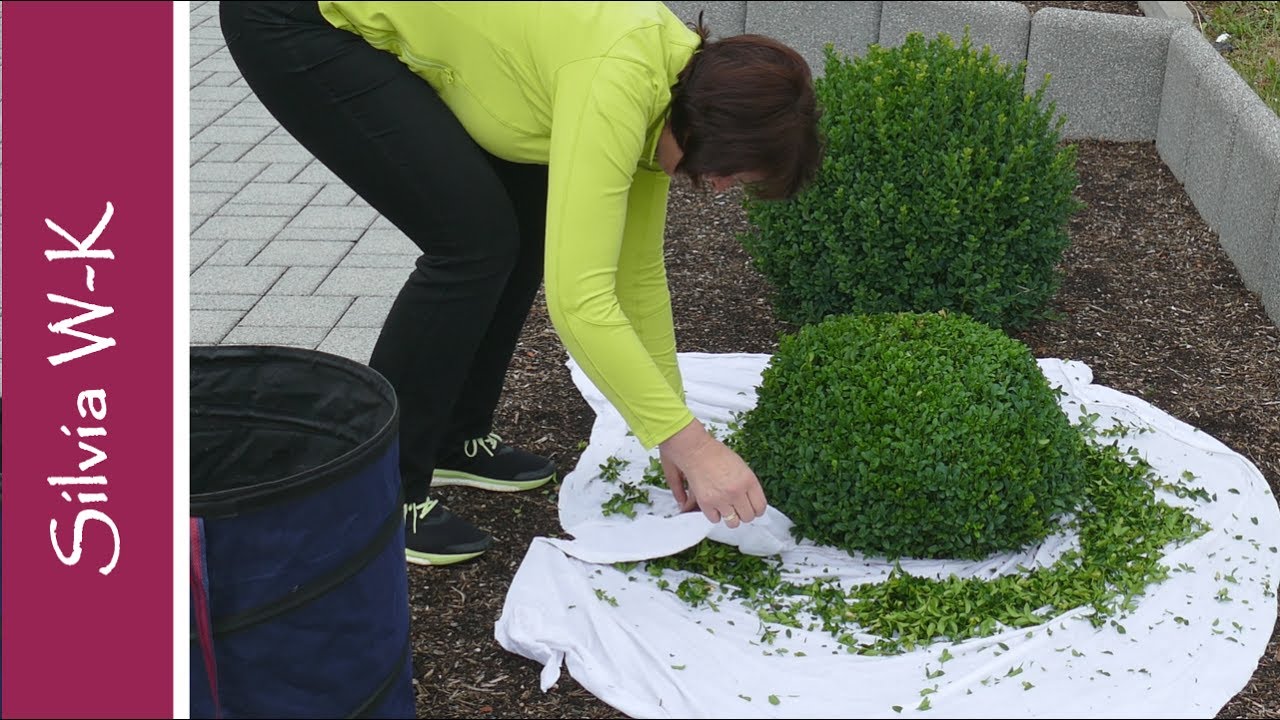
1191, 1, 1280, 116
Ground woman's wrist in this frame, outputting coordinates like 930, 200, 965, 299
658, 417, 712, 461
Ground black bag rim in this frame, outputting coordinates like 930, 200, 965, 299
189, 345, 399, 519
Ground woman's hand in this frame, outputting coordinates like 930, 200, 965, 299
658, 419, 767, 528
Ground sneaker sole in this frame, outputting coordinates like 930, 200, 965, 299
405, 549, 487, 566
431, 470, 555, 492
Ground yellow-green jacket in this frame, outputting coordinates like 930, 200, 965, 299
319, 1, 701, 448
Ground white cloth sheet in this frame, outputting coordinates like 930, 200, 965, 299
496, 353, 1280, 718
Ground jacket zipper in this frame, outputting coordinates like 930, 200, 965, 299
368, 34, 455, 84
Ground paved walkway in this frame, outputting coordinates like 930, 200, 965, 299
189, 1, 411, 363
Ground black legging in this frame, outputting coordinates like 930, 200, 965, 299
220, 1, 548, 502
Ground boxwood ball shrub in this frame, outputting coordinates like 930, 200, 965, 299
741, 32, 1082, 331
729, 311, 1088, 560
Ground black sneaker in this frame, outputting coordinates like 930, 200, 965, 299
433, 433, 556, 492
403, 498, 493, 566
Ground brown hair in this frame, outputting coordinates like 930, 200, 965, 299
669, 13, 823, 200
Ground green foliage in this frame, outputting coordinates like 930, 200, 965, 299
728, 311, 1088, 560
741, 31, 1082, 331
599, 455, 669, 519
645, 424, 1207, 655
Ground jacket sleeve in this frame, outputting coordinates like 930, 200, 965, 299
543, 55, 694, 449
616, 167, 684, 401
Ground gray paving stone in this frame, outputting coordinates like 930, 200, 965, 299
188, 45, 222, 65
190, 265, 286, 295
268, 267, 332, 295
338, 253, 416, 269
240, 142, 317, 164
191, 294, 261, 311
191, 143, 217, 164
286, 206, 378, 230
191, 54, 242, 75
192, 215, 290, 241
189, 104, 225, 130
354, 228, 417, 255
198, 71, 243, 88
252, 240, 353, 267
313, 185, 357, 205
190, 31, 224, 46
202, 143, 254, 163
191, 23, 229, 41
190, 123, 276, 146
222, 325, 328, 349
218, 115, 284, 128
314, 268, 409, 296
191, 161, 267, 184
230, 182, 321, 206
262, 129, 301, 144
191, 98, 231, 114
240, 296, 354, 327
191, 310, 244, 344
224, 101, 275, 120
255, 163, 308, 183
317, 327, 381, 363
218, 203, 306, 218
190, 192, 232, 218
204, 239, 269, 266
369, 215, 401, 231
274, 225, 368, 242
192, 179, 251, 196
189, 82, 251, 103
190, 240, 223, 270
294, 161, 341, 185
337, 297, 395, 327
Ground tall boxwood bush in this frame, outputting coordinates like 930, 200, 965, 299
742, 32, 1083, 331
729, 311, 1088, 560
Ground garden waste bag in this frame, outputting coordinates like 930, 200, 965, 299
190, 346, 414, 719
